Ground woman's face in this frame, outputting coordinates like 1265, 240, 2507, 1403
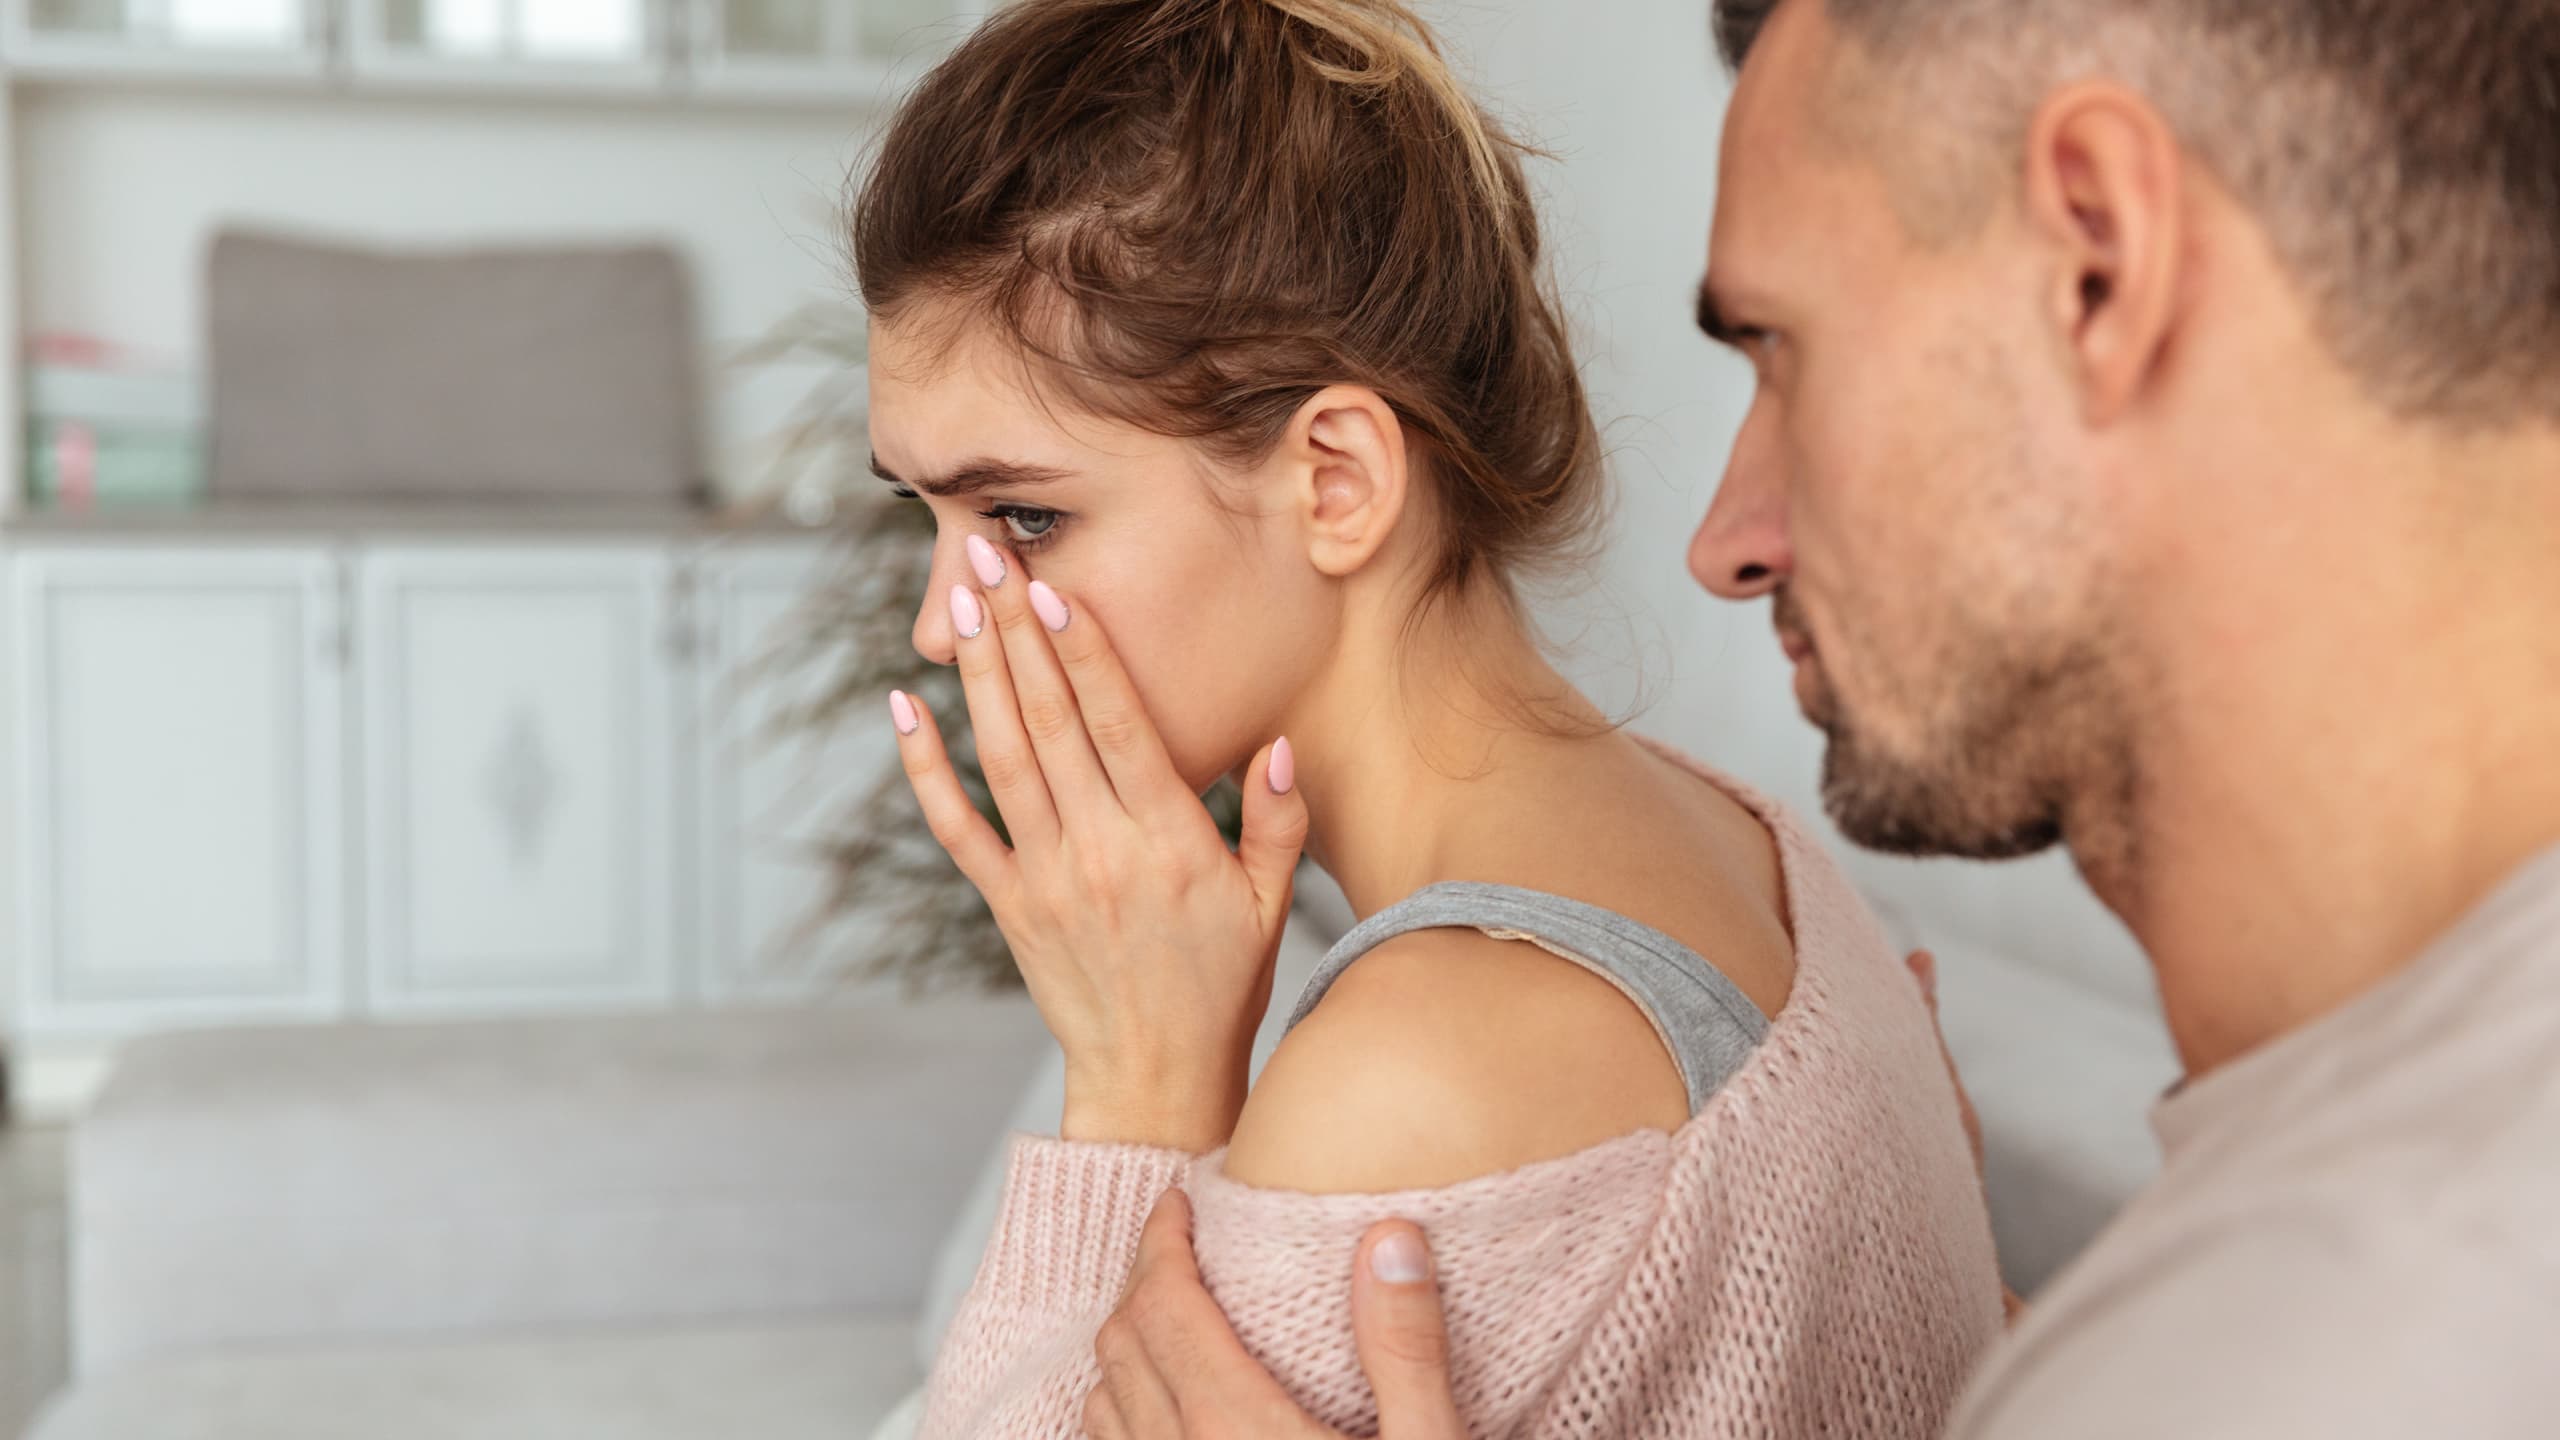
868, 312, 1337, 793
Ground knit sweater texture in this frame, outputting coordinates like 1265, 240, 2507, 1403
920, 751, 2006, 1438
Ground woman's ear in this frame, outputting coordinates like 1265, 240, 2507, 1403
1280, 386, 1410, 579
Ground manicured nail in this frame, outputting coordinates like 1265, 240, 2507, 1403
949, 585, 984, 639
1268, 736, 1295, 796
1370, 1229, 1429, 1285
889, 690, 919, 736
966, 534, 1008, 588
1028, 580, 1071, 633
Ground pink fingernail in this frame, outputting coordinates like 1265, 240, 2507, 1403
949, 585, 984, 639
1268, 736, 1295, 795
965, 534, 1008, 588
889, 690, 919, 736
1028, 580, 1071, 633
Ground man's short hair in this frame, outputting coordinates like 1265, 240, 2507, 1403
1714, 0, 2560, 427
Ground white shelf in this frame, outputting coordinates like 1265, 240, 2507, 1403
678, 51, 897, 105
1, 36, 331, 83
0, 0, 963, 109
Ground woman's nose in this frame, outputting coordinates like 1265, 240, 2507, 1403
910, 544, 963, 667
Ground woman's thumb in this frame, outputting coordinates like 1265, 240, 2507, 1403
1352, 1222, 1468, 1440
1239, 736, 1311, 919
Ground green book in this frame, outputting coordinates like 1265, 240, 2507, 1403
26, 421, 206, 508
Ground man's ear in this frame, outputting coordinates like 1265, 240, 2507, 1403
1278, 386, 1410, 579
2021, 82, 2185, 426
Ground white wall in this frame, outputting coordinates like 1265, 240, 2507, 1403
15, 84, 880, 492
7, 3, 2159, 1009
1438, 0, 2156, 1011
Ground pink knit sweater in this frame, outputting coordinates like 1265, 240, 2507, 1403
921, 757, 2005, 1439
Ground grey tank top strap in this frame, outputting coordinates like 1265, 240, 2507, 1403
1283, 881, 1771, 1115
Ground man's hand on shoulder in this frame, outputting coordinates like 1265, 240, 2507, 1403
1087, 1190, 1470, 1440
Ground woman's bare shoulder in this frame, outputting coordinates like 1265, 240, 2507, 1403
1220, 924, 1692, 1194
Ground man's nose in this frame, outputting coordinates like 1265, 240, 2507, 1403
1690, 433, 1791, 602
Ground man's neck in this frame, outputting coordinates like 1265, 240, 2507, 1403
2096, 424, 2560, 1080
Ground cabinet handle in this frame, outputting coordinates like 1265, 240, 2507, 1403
316, 623, 353, 669
663, 580, 702, 665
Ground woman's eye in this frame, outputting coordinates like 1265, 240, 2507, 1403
994, 507, 1059, 543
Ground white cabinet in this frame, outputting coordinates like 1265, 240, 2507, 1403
1, 532, 857, 1105
10, 547, 349, 1032
359, 546, 680, 1014
689, 541, 892, 1002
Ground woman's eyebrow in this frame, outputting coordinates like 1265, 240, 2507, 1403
869, 454, 1076, 498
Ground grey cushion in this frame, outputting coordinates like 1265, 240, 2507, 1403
205, 230, 703, 504
73, 1000, 1048, 1379
29, 1318, 919, 1440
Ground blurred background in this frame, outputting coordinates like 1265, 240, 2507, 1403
0, 2, 2179, 1436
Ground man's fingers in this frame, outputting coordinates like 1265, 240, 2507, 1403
890, 689, 1013, 887
1907, 948, 1940, 1016
1081, 1382, 1132, 1440
1093, 1312, 1182, 1440
1035, 583, 1200, 819
1124, 1189, 1202, 1299
949, 580, 1061, 846
1107, 1190, 1322, 1432
1238, 737, 1310, 923
1906, 948, 1988, 1180
1350, 1222, 1468, 1440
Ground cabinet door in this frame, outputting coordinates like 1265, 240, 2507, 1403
360, 547, 677, 1014
689, 541, 897, 1002
10, 547, 349, 1033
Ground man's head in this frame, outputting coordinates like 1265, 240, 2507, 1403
1689, 0, 2560, 863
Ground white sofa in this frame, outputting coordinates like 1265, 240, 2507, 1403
23, 881, 2175, 1439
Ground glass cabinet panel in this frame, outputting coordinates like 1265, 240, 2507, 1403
698, 0, 969, 67
29, 0, 307, 47
720, 0, 825, 57
856, 0, 957, 57
377, 0, 649, 61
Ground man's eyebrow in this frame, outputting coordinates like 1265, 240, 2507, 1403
869, 454, 1076, 499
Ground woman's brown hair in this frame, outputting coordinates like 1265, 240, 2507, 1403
851, 0, 1604, 609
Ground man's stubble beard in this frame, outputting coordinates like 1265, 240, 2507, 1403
1802, 598, 2137, 868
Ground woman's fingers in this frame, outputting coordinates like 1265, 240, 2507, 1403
948, 578, 1060, 847
1237, 737, 1309, 924
970, 537, 1122, 823
889, 688, 1014, 887
1032, 580, 1202, 821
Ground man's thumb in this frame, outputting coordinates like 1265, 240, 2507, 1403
1352, 1222, 1468, 1440
1239, 736, 1311, 918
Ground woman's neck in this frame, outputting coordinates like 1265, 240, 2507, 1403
1281, 585, 1612, 919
